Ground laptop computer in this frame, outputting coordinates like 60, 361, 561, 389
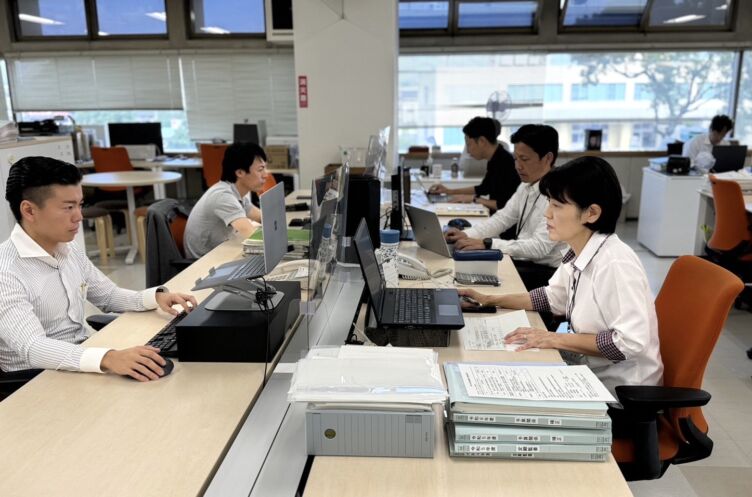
404, 203, 454, 258
411, 171, 448, 204
711, 145, 748, 173
192, 182, 288, 291
353, 219, 464, 330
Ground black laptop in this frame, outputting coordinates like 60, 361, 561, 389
711, 145, 748, 173
353, 219, 464, 330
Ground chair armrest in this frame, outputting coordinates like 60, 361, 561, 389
86, 314, 119, 331
169, 258, 196, 270
616, 385, 711, 414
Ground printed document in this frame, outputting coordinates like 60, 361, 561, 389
461, 310, 536, 351
457, 364, 616, 402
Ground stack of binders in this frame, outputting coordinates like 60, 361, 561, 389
444, 362, 613, 462
243, 228, 310, 258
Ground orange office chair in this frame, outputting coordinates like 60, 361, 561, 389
200, 144, 229, 187
611, 256, 743, 481
259, 173, 277, 195
144, 199, 196, 287
91, 146, 136, 191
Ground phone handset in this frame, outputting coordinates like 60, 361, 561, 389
395, 253, 431, 280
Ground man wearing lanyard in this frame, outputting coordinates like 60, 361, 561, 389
445, 124, 564, 290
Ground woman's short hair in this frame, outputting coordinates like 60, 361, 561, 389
221, 142, 267, 183
539, 156, 622, 234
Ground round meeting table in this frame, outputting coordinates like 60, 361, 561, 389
81, 170, 182, 264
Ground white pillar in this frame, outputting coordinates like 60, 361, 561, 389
293, 0, 398, 188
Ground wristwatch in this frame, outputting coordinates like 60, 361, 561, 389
483, 238, 492, 250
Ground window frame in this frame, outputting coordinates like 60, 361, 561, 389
186, 0, 267, 40
10, 0, 170, 41
454, 0, 539, 35
398, 0, 454, 37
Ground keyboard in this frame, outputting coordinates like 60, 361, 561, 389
391, 288, 435, 325
455, 272, 500, 286
146, 311, 189, 358
228, 256, 266, 280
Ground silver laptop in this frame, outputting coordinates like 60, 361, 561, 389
192, 182, 288, 291
404, 203, 454, 258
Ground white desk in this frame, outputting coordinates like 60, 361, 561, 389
81, 171, 181, 264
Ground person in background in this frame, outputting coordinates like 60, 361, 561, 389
446, 124, 564, 290
429, 117, 519, 213
184, 142, 268, 258
682, 114, 734, 167
0, 157, 196, 381
459, 155, 663, 400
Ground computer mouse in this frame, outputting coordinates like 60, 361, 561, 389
289, 218, 304, 227
161, 358, 174, 377
447, 218, 472, 230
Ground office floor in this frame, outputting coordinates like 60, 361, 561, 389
85, 221, 752, 497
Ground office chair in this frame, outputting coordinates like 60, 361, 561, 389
611, 256, 743, 481
144, 199, 196, 287
705, 175, 752, 313
199, 144, 229, 187
259, 173, 277, 195
0, 368, 43, 401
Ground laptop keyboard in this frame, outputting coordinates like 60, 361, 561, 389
145, 311, 189, 358
392, 288, 435, 324
229, 256, 266, 280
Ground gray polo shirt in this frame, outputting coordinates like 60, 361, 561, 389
184, 181, 256, 258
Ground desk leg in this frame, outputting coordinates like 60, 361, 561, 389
125, 186, 138, 264
152, 166, 166, 200
694, 195, 714, 255
177, 175, 188, 199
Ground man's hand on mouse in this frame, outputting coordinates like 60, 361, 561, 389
428, 184, 448, 194
455, 237, 486, 251
156, 291, 198, 316
445, 228, 468, 243
100, 346, 167, 381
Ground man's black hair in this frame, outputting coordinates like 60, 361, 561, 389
221, 142, 268, 183
539, 156, 622, 234
5, 156, 83, 222
710, 114, 734, 133
462, 117, 499, 144
511, 124, 559, 162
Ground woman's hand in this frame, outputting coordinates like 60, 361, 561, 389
504, 327, 560, 351
457, 288, 495, 308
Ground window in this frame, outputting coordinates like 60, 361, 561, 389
15, 110, 193, 152
561, 0, 648, 28
735, 51, 752, 147
648, 0, 732, 29
399, 2, 450, 30
189, 0, 265, 36
457, 1, 538, 29
95, 0, 167, 36
14, 0, 88, 38
398, 51, 737, 152
571, 83, 625, 101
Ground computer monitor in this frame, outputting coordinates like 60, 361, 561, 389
364, 126, 390, 180
108, 122, 164, 154
711, 145, 748, 173
233, 123, 260, 145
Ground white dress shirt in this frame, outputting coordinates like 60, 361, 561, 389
0, 224, 161, 373
529, 233, 664, 396
464, 181, 565, 267
682, 133, 727, 165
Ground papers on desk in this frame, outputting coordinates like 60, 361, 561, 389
431, 203, 488, 217
288, 346, 448, 405
457, 363, 615, 403
461, 310, 537, 351
710, 169, 752, 191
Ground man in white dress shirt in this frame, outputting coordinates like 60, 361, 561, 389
682, 114, 733, 167
0, 157, 197, 382
445, 124, 565, 290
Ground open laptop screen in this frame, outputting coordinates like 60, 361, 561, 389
260, 182, 288, 273
353, 219, 384, 321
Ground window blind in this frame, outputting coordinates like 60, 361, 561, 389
0, 60, 10, 121
6, 53, 182, 111
180, 52, 297, 141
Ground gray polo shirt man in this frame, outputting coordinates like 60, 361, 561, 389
184, 181, 259, 258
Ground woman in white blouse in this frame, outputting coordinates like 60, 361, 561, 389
459, 156, 663, 396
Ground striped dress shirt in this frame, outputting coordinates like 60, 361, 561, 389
0, 224, 160, 373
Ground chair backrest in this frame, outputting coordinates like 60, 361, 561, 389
200, 144, 229, 187
91, 146, 134, 192
169, 213, 188, 256
144, 199, 193, 287
655, 255, 743, 436
708, 175, 752, 252
259, 173, 277, 194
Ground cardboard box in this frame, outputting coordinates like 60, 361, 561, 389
265, 145, 289, 168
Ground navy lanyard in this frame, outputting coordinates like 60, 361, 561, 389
566, 234, 611, 333
516, 192, 541, 237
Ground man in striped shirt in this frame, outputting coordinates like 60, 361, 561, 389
0, 157, 197, 381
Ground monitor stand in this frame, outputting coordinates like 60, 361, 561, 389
203, 280, 285, 312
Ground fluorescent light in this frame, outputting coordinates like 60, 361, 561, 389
18, 13, 63, 25
200, 26, 230, 34
716, 4, 728, 10
146, 11, 167, 22
664, 14, 706, 24
98, 31, 109, 36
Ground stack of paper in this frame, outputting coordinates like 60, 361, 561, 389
710, 170, 752, 192
243, 228, 310, 258
461, 310, 535, 351
444, 362, 615, 462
